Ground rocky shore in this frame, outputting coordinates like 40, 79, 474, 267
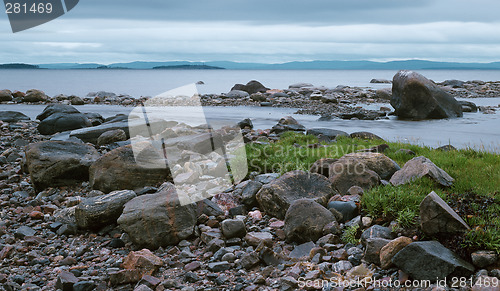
0, 71, 499, 290
1, 74, 499, 121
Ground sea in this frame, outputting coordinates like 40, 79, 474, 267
1, 69, 500, 152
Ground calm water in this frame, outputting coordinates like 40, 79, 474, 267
2, 97, 500, 153
2, 69, 500, 97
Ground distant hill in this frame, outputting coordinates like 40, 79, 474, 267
0, 63, 39, 69
7, 60, 500, 70
153, 64, 224, 70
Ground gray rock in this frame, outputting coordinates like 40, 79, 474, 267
419, 191, 470, 235
327, 201, 358, 223
117, 184, 197, 249
221, 219, 247, 239
0, 89, 13, 101
75, 190, 136, 230
441, 79, 465, 88
37, 104, 80, 121
329, 157, 381, 195
255, 173, 280, 184
89, 143, 170, 193
350, 131, 384, 140
196, 199, 224, 217
339, 152, 400, 180
208, 262, 232, 272
55, 271, 79, 291
471, 251, 498, 268
97, 129, 127, 145
38, 112, 92, 135
73, 281, 97, 291
392, 241, 475, 281
370, 79, 392, 84
23, 89, 48, 102
226, 90, 249, 99
458, 100, 478, 113
0, 111, 30, 123
15, 226, 36, 238
390, 156, 454, 187
289, 83, 313, 88
284, 199, 336, 243
70, 96, 85, 105
238, 252, 260, 269
391, 70, 463, 120
270, 116, 306, 134
239, 180, 262, 206
364, 238, 391, 265
256, 170, 333, 219
361, 225, 394, 245
288, 241, 316, 259
306, 128, 349, 140
25, 141, 100, 191
244, 231, 273, 247
231, 80, 269, 94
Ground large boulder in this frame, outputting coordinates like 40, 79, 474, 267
89, 143, 170, 193
340, 152, 400, 180
256, 170, 333, 219
117, 184, 197, 249
36, 104, 80, 121
0, 89, 13, 101
0, 111, 30, 123
419, 191, 470, 235
389, 156, 454, 187
392, 241, 475, 281
284, 199, 335, 243
38, 111, 92, 135
75, 190, 137, 230
329, 158, 381, 195
97, 129, 127, 146
391, 70, 463, 120
306, 128, 349, 140
23, 89, 48, 102
231, 80, 269, 94
270, 116, 306, 135
25, 141, 100, 190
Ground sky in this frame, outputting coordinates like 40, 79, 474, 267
1, 0, 500, 64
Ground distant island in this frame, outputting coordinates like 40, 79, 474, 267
153, 64, 224, 70
3, 60, 500, 70
0, 63, 39, 69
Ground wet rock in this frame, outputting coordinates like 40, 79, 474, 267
380, 236, 413, 269
221, 219, 247, 239
89, 143, 170, 193
83, 112, 104, 126
96, 129, 127, 145
270, 116, 306, 134
419, 191, 470, 235
256, 170, 333, 219
37, 104, 80, 121
371, 79, 392, 84
392, 241, 475, 281
25, 141, 100, 190
329, 158, 381, 195
284, 199, 336, 243
23, 89, 48, 102
0, 111, 30, 123
75, 190, 136, 229
364, 238, 391, 265
70, 96, 85, 105
375, 88, 392, 100
391, 70, 463, 120
361, 225, 394, 245
117, 184, 197, 249
390, 156, 454, 187
237, 118, 253, 129
471, 250, 498, 268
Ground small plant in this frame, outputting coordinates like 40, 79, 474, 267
341, 224, 360, 245
396, 207, 417, 228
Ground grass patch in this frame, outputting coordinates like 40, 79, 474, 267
245, 131, 500, 253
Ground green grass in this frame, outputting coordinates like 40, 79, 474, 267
245, 131, 500, 253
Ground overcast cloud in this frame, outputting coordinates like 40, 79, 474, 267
1, 0, 500, 63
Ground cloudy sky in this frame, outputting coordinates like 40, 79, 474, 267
1, 0, 500, 64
